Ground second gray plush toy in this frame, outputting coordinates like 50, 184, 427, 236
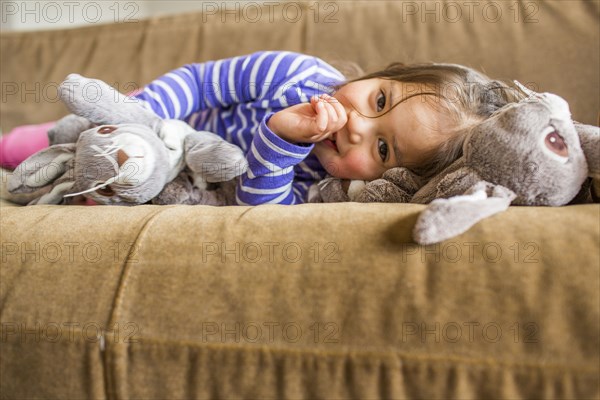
310, 83, 600, 245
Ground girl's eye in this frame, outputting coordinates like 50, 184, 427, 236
378, 138, 388, 161
377, 89, 386, 112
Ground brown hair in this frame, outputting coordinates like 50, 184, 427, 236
328, 60, 525, 179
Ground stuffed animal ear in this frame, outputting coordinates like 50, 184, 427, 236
7, 144, 77, 204
47, 114, 94, 145
8, 144, 76, 193
59, 73, 161, 131
413, 181, 517, 245
184, 131, 248, 182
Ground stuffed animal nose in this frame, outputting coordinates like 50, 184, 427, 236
117, 149, 129, 167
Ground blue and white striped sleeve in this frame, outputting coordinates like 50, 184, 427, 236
235, 112, 315, 205
132, 50, 345, 119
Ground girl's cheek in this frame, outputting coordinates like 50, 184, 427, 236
316, 148, 382, 180
342, 152, 380, 180
314, 151, 343, 177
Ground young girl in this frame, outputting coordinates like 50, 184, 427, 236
0, 50, 518, 205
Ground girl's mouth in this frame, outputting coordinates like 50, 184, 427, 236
323, 132, 338, 152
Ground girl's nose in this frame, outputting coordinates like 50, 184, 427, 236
348, 129, 362, 145
346, 110, 370, 145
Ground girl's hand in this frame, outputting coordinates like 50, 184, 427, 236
267, 94, 347, 144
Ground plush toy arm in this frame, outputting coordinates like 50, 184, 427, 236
413, 181, 517, 245
312, 167, 422, 204
307, 183, 324, 203
184, 131, 248, 182
410, 164, 478, 204
7, 143, 77, 205
59, 74, 162, 130
355, 167, 424, 203
308, 176, 351, 203
309, 176, 373, 203
152, 171, 233, 206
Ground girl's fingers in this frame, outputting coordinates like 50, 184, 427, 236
315, 99, 327, 132
320, 94, 346, 131
325, 94, 347, 127
309, 94, 345, 141
310, 95, 320, 114
315, 96, 334, 131
320, 94, 338, 124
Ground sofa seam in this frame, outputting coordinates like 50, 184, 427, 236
117, 337, 599, 374
101, 205, 174, 400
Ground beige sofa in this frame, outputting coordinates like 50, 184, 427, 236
1, 2, 599, 399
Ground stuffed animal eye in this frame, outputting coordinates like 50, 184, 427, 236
544, 130, 568, 158
98, 126, 117, 134
96, 185, 115, 196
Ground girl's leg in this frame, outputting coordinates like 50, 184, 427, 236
0, 122, 53, 169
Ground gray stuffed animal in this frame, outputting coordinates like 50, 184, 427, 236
311, 82, 600, 245
7, 74, 247, 206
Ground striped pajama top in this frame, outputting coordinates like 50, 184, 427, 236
133, 50, 347, 205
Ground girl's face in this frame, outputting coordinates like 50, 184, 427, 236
311, 78, 455, 180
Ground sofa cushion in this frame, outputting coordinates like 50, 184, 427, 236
1, 202, 599, 398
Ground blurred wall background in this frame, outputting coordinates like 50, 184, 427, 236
1, 1, 234, 32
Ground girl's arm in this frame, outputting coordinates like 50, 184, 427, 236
235, 112, 324, 205
236, 92, 346, 205
133, 50, 343, 119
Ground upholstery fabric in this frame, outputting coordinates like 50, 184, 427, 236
2, 200, 599, 398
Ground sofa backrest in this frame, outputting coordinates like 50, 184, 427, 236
1, 0, 598, 131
